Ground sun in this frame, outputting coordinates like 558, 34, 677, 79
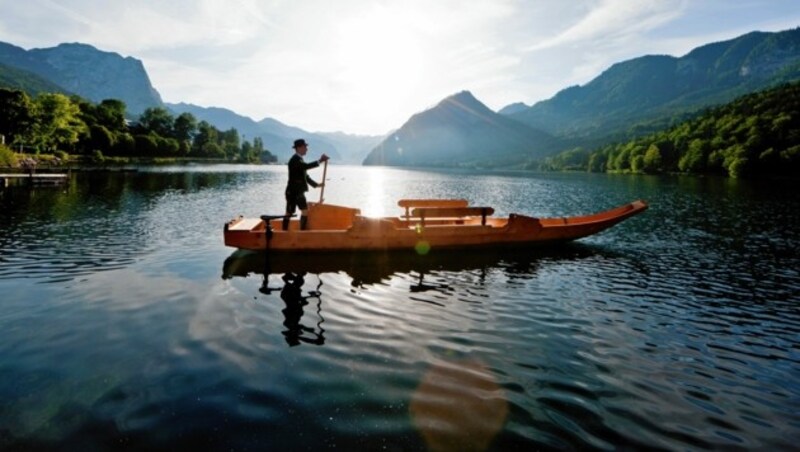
333, 6, 426, 108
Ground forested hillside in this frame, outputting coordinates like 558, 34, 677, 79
0, 62, 68, 96
0, 88, 277, 164
507, 28, 800, 162
542, 82, 800, 178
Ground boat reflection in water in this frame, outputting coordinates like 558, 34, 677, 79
221, 246, 605, 448
221, 246, 602, 344
222, 245, 601, 285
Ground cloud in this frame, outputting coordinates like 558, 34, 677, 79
526, 0, 688, 52
2, 0, 800, 133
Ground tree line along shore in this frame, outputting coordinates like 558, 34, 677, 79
0, 88, 278, 169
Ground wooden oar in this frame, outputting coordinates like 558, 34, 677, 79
319, 159, 328, 204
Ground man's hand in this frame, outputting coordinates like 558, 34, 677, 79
319, 153, 330, 163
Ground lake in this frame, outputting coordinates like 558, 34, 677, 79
1, 165, 799, 450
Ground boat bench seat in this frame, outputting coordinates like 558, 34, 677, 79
410, 207, 495, 226
398, 199, 469, 219
399, 216, 469, 226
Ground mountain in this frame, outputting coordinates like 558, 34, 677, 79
167, 102, 303, 160
544, 80, 800, 178
166, 102, 355, 162
314, 131, 385, 164
362, 91, 558, 167
0, 62, 70, 95
507, 28, 800, 145
497, 102, 528, 115
0, 41, 163, 115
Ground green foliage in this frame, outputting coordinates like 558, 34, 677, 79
173, 112, 197, 143
0, 88, 276, 163
0, 88, 35, 145
137, 107, 174, 137
642, 145, 663, 173
541, 147, 589, 171
91, 149, 105, 163
545, 81, 800, 178
32, 93, 88, 152
0, 143, 17, 167
0, 62, 68, 96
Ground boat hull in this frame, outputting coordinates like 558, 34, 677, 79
223, 200, 648, 252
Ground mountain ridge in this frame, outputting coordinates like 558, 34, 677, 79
507, 27, 800, 144
0, 41, 163, 115
363, 90, 558, 167
2, 27, 799, 169
166, 102, 380, 163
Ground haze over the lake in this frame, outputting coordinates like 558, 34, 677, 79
1, 0, 799, 135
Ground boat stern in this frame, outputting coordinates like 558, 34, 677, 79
224, 216, 267, 250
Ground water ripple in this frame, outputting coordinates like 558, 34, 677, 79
2, 169, 800, 449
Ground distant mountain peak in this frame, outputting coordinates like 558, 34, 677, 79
52, 42, 100, 51
363, 90, 556, 167
440, 90, 482, 106
0, 41, 162, 115
433, 90, 494, 118
498, 102, 529, 115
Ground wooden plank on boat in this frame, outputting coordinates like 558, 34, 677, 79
411, 207, 495, 226
398, 199, 469, 208
398, 199, 469, 219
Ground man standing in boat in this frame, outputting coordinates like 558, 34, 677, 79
283, 138, 329, 231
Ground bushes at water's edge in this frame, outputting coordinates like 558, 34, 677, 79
0, 89, 279, 164
541, 81, 800, 178
0, 144, 17, 167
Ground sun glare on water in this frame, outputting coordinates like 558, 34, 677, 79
362, 169, 387, 218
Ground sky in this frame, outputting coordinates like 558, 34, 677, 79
0, 0, 798, 136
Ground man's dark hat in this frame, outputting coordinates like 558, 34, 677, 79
292, 139, 308, 148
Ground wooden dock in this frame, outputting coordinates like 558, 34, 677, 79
0, 173, 69, 187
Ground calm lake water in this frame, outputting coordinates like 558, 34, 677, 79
1, 165, 799, 450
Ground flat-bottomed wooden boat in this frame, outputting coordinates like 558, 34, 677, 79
223, 199, 648, 252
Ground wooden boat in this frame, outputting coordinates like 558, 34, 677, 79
223, 198, 647, 252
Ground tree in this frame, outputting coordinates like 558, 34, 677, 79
678, 139, 707, 173
219, 128, 240, 160
202, 142, 225, 159
134, 134, 159, 156
33, 93, 87, 152
0, 89, 35, 145
96, 99, 127, 131
87, 124, 115, 153
138, 107, 174, 137
587, 151, 608, 172
173, 112, 197, 143
192, 121, 218, 156
112, 133, 136, 157
642, 144, 663, 173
